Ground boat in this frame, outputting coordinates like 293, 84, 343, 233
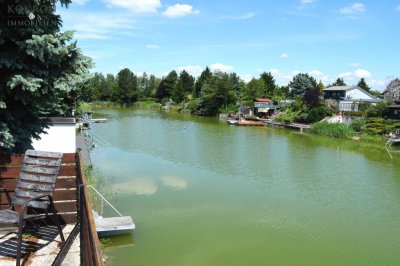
226, 119, 265, 126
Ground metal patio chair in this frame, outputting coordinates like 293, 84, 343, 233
0, 150, 65, 266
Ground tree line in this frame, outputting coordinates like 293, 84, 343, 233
78, 67, 383, 116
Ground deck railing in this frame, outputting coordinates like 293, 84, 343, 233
76, 153, 103, 266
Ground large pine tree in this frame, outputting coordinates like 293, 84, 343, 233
0, 0, 92, 154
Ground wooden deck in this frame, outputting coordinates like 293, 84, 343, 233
0, 153, 103, 265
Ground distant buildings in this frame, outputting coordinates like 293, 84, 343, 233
382, 79, 400, 102
323, 86, 380, 112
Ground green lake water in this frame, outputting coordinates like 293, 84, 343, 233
90, 109, 400, 266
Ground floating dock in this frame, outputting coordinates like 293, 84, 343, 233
94, 213, 135, 237
88, 186, 135, 237
91, 118, 107, 123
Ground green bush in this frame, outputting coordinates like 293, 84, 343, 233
310, 122, 356, 138
361, 117, 395, 135
365, 102, 389, 118
350, 118, 367, 132
275, 110, 301, 123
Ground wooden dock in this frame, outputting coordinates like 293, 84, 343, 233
76, 135, 92, 168
227, 119, 310, 131
91, 118, 107, 123
263, 120, 311, 131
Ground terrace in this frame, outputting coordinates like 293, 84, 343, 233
0, 153, 102, 266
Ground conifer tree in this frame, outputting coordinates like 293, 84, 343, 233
0, 0, 92, 153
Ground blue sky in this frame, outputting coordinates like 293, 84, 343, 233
58, 0, 400, 91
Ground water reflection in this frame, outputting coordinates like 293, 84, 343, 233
160, 175, 188, 190
114, 178, 158, 196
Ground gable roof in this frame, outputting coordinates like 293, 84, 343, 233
323, 86, 355, 91
323, 85, 377, 99
254, 98, 272, 102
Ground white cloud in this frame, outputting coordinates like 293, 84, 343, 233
338, 72, 354, 79
339, 3, 366, 15
104, 0, 161, 13
349, 62, 360, 67
269, 69, 295, 85
241, 74, 254, 83
354, 69, 371, 78
300, 0, 315, 5
73, 0, 88, 5
281, 52, 289, 59
369, 79, 391, 91
308, 70, 329, 81
161, 71, 169, 77
146, 44, 160, 49
162, 4, 200, 18
68, 14, 137, 40
299, 0, 316, 9
338, 69, 371, 80
177, 65, 203, 77
210, 63, 234, 72
220, 12, 256, 20
256, 68, 264, 73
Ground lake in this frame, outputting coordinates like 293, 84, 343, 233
90, 109, 400, 266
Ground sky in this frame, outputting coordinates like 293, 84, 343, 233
58, 0, 400, 91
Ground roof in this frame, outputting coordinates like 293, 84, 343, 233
388, 104, 400, 108
323, 86, 377, 99
50, 117, 76, 124
254, 98, 272, 102
323, 86, 356, 91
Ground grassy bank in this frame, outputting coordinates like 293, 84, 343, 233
309, 121, 388, 146
86, 99, 160, 110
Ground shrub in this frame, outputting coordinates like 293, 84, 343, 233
275, 111, 301, 123
365, 102, 389, 118
350, 118, 367, 132
362, 117, 395, 135
310, 122, 356, 138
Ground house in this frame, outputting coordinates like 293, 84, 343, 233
253, 98, 277, 117
323, 86, 380, 112
388, 104, 400, 120
31, 117, 76, 153
382, 79, 400, 102
254, 98, 273, 107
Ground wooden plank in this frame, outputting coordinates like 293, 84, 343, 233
0, 154, 24, 166
12, 197, 49, 209
1, 177, 76, 190
16, 180, 55, 192
25, 150, 63, 158
0, 165, 76, 178
0, 153, 75, 166
20, 172, 57, 183
53, 201, 77, 213
0, 189, 77, 202
21, 165, 60, 175
23, 157, 62, 167
14, 188, 51, 199
62, 153, 76, 164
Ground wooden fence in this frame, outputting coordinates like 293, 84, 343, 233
77, 153, 103, 266
0, 152, 103, 265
